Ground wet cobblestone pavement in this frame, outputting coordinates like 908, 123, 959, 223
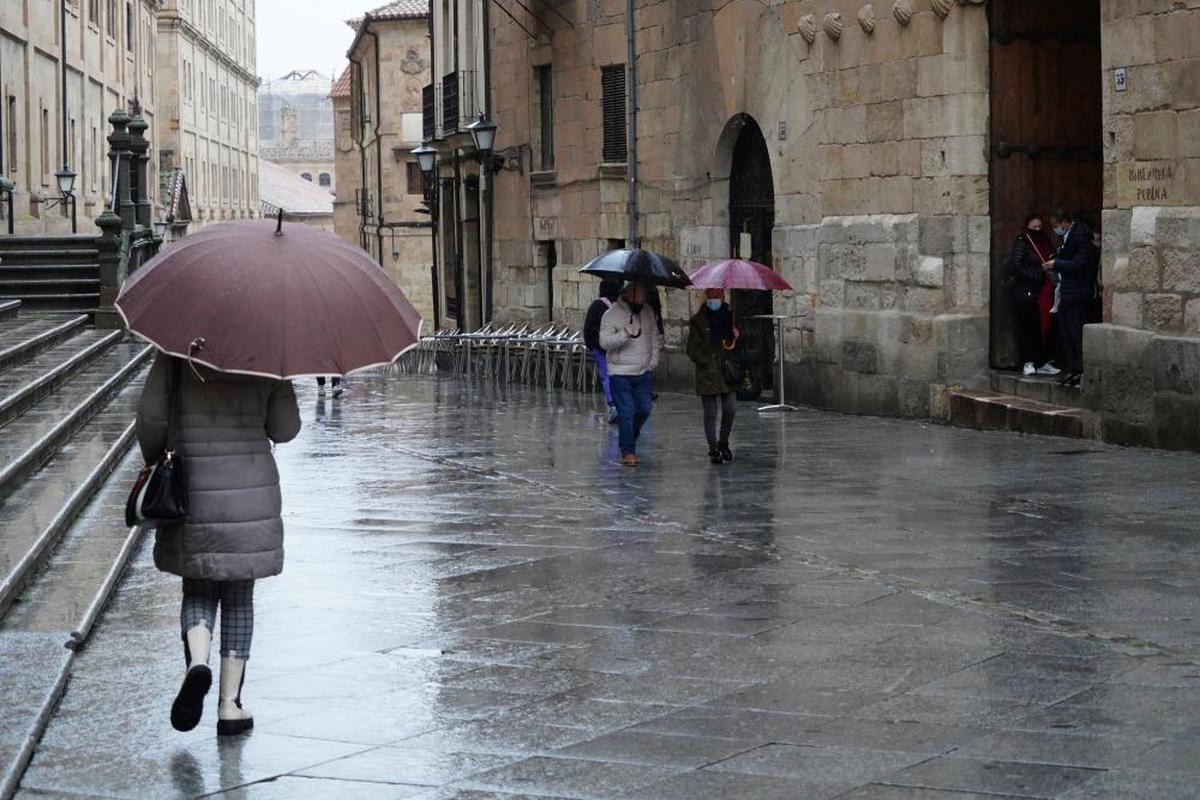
16, 375, 1200, 799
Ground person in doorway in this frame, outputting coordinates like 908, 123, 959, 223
1009, 213, 1061, 377
600, 281, 662, 466
1043, 208, 1099, 388
687, 288, 741, 464
137, 353, 301, 736
583, 278, 623, 424
316, 376, 343, 399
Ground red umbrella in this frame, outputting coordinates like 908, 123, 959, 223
688, 259, 793, 291
116, 219, 423, 379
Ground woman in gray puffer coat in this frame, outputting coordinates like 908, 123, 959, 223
136, 353, 300, 736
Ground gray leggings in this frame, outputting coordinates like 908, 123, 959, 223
701, 392, 737, 450
181, 579, 255, 659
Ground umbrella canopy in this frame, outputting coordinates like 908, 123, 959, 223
579, 248, 692, 288
688, 259, 793, 292
116, 220, 423, 379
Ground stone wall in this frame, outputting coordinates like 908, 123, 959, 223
486, 0, 991, 418
1086, 3, 1200, 448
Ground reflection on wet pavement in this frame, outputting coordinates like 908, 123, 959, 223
16, 375, 1200, 798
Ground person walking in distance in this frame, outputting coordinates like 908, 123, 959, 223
600, 281, 662, 466
687, 289, 740, 464
1043, 208, 1099, 388
316, 376, 343, 399
137, 353, 301, 736
583, 278, 623, 424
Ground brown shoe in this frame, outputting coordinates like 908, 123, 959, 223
621, 453, 639, 467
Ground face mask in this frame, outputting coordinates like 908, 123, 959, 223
1054, 226, 1069, 238
705, 299, 723, 311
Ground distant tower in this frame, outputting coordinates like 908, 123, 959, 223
280, 102, 297, 148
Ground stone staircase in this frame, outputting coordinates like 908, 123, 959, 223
0, 301, 151, 798
0, 236, 102, 313
944, 370, 1097, 440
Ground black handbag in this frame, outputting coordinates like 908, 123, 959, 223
126, 359, 189, 527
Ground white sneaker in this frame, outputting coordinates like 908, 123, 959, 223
1023, 362, 1036, 376
1036, 363, 1061, 376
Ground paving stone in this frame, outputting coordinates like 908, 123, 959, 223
453, 755, 676, 798
882, 756, 1104, 798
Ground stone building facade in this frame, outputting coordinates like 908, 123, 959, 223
155, 0, 258, 227
340, 1, 435, 326
463, 0, 1200, 449
1, 0, 161, 234
330, 66, 359, 247
258, 69, 335, 191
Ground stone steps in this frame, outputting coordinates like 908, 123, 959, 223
0, 330, 122, 428
990, 369, 1083, 408
946, 387, 1096, 440
0, 236, 101, 313
0, 315, 90, 373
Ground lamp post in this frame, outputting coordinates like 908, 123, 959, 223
152, 217, 168, 240
466, 114, 496, 325
412, 142, 441, 330
0, 176, 14, 235
44, 165, 77, 233
59, 0, 76, 233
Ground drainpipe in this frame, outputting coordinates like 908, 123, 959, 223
351, 58, 368, 251
364, 24, 385, 264
625, 0, 637, 247
61, 0, 69, 187
427, 10, 441, 331
482, 0, 493, 323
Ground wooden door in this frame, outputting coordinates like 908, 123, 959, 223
989, 0, 1102, 368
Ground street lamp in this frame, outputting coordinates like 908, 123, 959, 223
152, 217, 169, 239
44, 165, 77, 233
466, 114, 497, 155
411, 142, 437, 175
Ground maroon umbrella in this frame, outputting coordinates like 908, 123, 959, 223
688, 259, 793, 291
116, 219, 422, 378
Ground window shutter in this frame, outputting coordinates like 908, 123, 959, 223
601, 65, 627, 163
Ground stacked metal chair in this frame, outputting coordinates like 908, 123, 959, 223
392, 324, 599, 394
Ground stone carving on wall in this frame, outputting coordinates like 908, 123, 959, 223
400, 47, 426, 76
932, 0, 953, 19
799, 14, 818, 44
858, 4, 876, 34
823, 12, 844, 41
892, 0, 913, 26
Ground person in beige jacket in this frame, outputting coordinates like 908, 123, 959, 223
599, 281, 662, 465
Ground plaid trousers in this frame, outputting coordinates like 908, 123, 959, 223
181, 579, 255, 659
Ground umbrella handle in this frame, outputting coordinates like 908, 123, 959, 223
275, 208, 283, 236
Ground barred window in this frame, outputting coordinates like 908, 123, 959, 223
600, 65, 626, 163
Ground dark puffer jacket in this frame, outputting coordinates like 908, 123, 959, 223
1054, 221, 1099, 305
136, 354, 301, 581
686, 306, 738, 396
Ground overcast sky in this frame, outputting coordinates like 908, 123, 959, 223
256, 0, 381, 82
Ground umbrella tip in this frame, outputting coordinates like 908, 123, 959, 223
275, 208, 284, 236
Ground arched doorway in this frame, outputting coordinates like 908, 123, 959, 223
727, 115, 776, 398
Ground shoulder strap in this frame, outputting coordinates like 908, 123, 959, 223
601, 297, 614, 309
166, 358, 182, 453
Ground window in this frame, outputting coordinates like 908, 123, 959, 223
6, 97, 15, 174
41, 107, 50, 182
300, 173, 312, 182
606, 238, 626, 251
88, 0, 98, 24
405, 162, 422, 195
126, 2, 133, 51
106, 0, 116, 35
536, 64, 554, 170
91, 126, 98, 190
318, 172, 331, 187
600, 65, 627, 163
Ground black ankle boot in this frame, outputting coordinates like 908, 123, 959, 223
708, 449, 723, 464
719, 443, 733, 462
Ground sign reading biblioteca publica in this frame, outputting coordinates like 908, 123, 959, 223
1117, 161, 1186, 207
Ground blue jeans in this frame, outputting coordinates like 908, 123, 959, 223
589, 348, 613, 405
610, 371, 653, 456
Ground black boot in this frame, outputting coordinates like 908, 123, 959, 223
708, 448, 723, 465
719, 443, 733, 463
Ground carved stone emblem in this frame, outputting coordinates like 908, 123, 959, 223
858, 4, 877, 34
823, 12, 844, 41
892, 0, 912, 26
932, 0, 953, 19
400, 47, 426, 75
798, 14, 818, 44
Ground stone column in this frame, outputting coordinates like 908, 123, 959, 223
93, 210, 125, 329
106, 109, 135, 232
127, 113, 152, 230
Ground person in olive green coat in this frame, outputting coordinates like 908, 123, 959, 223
686, 289, 740, 464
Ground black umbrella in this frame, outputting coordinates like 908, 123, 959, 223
579, 248, 692, 288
